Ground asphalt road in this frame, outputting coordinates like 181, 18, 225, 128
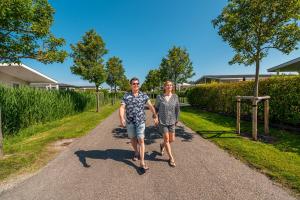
0, 110, 296, 200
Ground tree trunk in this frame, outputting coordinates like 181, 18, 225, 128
96, 86, 99, 112
114, 85, 117, 105
254, 58, 260, 97
110, 86, 113, 105
0, 107, 3, 157
252, 55, 260, 140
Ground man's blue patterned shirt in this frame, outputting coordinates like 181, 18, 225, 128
121, 91, 149, 125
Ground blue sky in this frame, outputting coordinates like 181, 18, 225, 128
23, 0, 300, 87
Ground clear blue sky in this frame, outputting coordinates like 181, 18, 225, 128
23, 0, 300, 87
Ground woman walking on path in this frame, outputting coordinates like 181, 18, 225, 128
155, 80, 180, 167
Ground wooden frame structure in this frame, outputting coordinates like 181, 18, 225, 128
236, 96, 270, 140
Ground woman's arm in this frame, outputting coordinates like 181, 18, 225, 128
175, 95, 180, 123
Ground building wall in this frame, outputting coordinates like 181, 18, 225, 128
0, 71, 29, 87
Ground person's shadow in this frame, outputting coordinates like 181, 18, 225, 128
74, 149, 166, 175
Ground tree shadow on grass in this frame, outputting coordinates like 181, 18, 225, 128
74, 149, 167, 175
196, 130, 237, 139
112, 125, 194, 145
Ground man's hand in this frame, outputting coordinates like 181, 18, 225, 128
120, 118, 126, 128
153, 117, 159, 126
119, 104, 126, 128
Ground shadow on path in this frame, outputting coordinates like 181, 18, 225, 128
112, 125, 194, 144
74, 149, 167, 175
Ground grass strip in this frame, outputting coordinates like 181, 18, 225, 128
180, 106, 300, 195
0, 103, 119, 181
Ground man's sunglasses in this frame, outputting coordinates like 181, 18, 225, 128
131, 82, 139, 85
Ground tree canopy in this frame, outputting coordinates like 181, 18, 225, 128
70, 29, 108, 112
213, 0, 300, 96
159, 46, 195, 92
141, 69, 161, 92
106, 56, 125, 92
0, 0, 67, 64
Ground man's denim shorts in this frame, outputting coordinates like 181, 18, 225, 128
126, 123, 146, 139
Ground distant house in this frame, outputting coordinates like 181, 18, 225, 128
177, 82, 192, 91
57, 83, 76, 91
0, 63, 58, 89
267, 57, 300, 74
195, 74, 273, 84
76, 85, 102, 92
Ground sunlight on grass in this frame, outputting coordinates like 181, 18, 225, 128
0, 103, 119, 181
180, 107, 300, 194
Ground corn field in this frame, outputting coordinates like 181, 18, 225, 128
0, 85, 111, 136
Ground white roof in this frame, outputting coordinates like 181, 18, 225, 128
267, 57, 300, 72
0, 63, 57, 83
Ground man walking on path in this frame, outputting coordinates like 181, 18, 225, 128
119, 77, 158, 173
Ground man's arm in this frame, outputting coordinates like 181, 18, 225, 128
147, 100, 158, 125
119, 104, 126, 127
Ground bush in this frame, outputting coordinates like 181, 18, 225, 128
187, 76, 300, 127
0, 85, 109, 136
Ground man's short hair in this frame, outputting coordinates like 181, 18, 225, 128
130, 77, 139, 84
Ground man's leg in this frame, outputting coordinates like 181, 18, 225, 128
127, 124, 139, 157
131, 138, 138, 154
136, 123, 148, 169
138, 137, 146, 166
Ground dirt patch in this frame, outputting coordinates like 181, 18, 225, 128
0, 138, 76, 195
49, 138, 76, 151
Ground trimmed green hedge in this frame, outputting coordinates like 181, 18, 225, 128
0, 85, 110, 136
187, 76, 300, 127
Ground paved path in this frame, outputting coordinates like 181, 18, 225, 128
0, 110, 296, 200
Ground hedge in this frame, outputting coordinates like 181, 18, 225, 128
186, 76, 300, 127
0, 85, 110, 136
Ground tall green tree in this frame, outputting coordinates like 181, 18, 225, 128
0, 0, 67, 64
159, 46, 195, 92
106, 56, 125, 104
143, 69, 161, 92
119, 77, 131, 91
70, 29, 108, 112
213, 0, 300, 97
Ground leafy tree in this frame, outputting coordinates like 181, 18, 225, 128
106, 56, 125, 104
159, 46, 195, 92
119, 77, 131, 91
70, 29, 108, 112
0, 0, 67, 64
213, 0, 300, 97
142, 69, 161, 92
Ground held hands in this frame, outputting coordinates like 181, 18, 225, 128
152, 114, 159, 126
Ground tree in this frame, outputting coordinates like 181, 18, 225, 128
212, 0, 300, 97
106, 56, 125, 104
142, 69, 161, 92
119, 77, 131, 91
0, 0, 67, 64
159, 46, 195, 92
70, 29, 108, 112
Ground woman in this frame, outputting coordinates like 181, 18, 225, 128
155, 80, 180, 167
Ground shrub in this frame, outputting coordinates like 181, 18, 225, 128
187, 76, 300, 127
0, 85, 109, 136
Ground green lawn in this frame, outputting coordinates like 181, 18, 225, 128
180, 106, 300, 195
0, 103, 119, 182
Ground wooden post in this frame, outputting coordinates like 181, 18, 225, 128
252, 98, 258, 140
236, 97, 241, 134
0, 107, 3, 157
264, 99, 269, 135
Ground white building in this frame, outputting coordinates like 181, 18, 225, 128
0, 63, 58, 89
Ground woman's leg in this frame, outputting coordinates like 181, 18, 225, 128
163, 132, 174, 162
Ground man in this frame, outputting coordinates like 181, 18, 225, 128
119, 77, 158, 173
